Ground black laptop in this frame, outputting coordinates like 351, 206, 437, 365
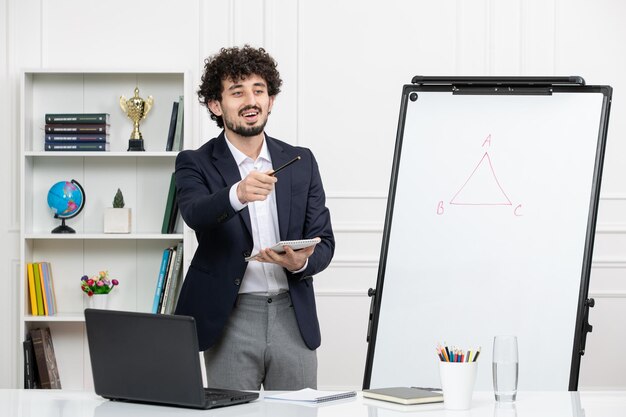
85, 309, 259, 409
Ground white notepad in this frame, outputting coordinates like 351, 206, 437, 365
245, 238, 321, 261
265, 388, 356, 403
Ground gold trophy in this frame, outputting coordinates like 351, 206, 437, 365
120, 87, 154, 151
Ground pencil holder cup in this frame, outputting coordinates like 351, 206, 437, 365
439, 361, 477, 410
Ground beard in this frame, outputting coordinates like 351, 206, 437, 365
223, 106, 268, 137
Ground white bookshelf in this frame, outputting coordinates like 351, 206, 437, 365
19, 69, 192, 389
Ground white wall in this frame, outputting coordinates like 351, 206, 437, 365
1, 0, 626, 390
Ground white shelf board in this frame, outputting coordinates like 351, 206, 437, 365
25, 233, 184, 240
24, 313, 85, 323
25, 151, 178, 157
24, 68, 188, 75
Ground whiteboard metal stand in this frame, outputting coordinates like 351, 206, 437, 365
363, 76, 612, 391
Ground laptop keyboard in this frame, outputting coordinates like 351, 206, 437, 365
204, 388, 254, 403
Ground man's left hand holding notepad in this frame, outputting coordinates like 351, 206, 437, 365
264, 388, 356, 403
245, 238, 321, 262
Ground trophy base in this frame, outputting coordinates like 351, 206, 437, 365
127, 139, 145, 152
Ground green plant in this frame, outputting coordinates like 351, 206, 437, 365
113, 188, 125, 208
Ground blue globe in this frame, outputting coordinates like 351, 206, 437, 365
47, 180, 84, 218
47, 180, 85, 233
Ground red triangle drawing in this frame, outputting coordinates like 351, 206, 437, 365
449, 152, 512, 206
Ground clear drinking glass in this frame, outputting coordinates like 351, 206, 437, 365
493, 401, 518, 417
492, 335, 518, 402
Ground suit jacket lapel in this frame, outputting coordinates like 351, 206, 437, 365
211, 132, 252, 237
267, 137, 292, 240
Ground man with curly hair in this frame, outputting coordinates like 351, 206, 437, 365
174, 45, 335, 390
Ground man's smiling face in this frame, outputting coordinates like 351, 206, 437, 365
210, 74, 275, 138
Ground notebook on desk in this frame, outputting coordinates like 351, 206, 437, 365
362, 387, 443, 405
84, 309, 258, 409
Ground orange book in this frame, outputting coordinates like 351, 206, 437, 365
26, 263, 38, 315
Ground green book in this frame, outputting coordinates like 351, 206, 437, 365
362, 387, 443, 405
161, 173, 177, 234
32, 262, 44, 316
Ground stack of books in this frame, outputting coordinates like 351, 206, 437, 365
23, 327, 62, 389
152, 242, 184, 315
44, 113, 110, 151
26, 262, 57, 316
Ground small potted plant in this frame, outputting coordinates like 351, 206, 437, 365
104, 188, 131, 233
81, 270, 119, 309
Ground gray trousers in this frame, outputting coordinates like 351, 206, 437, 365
203, 292, 317, 390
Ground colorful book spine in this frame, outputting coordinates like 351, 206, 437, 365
45, 262, 58, 314
45, 142, 109, 151
41, 262, 56, 316
26, 263, 38, 315
157, 248, 174, 313
37, 263, 49, 316
32, 263, 45, 316
45, 113, 110, 124
152, 248, 172, 314
45, 124, 109, 133
164, 241, 184, 314
45, 134, 109, 143
159, 248, 176, 314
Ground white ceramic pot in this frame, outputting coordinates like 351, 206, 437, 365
88, 294, 109, 310
104, 208, 131, 233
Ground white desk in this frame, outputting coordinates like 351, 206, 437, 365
1, 390, 625, 417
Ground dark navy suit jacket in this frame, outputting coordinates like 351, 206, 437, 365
174, 132, 334, 351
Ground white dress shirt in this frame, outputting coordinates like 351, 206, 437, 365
225, 135, 289, 295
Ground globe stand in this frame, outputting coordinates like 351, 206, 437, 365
51, 218, 76, 234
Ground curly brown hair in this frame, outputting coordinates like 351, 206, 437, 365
197, 45, 283, 128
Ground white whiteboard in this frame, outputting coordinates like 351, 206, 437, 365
367, 86, 610, 391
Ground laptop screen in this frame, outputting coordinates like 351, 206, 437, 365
85, 309, 206, 407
